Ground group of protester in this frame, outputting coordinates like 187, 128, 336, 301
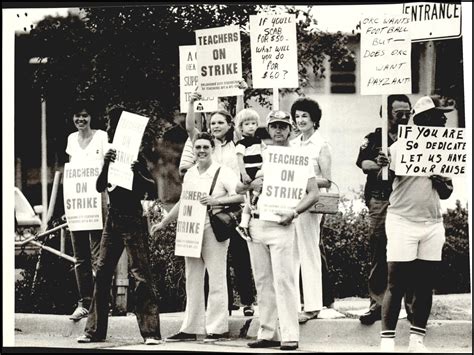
65, 84, 453, 351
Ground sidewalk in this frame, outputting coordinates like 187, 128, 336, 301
13, 294, 472, 352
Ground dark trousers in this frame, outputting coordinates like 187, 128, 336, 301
85, 208, 161, 340
227, 233, 255, 307
70, 229, 102, 309
367, 198, 413, 313
382, 260, 437, 331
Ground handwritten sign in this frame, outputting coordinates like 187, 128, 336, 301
249, 13, 298, 89
175, 179, 208, 258
402, 2, 462, 42
259, 146, 311, 222
63, 162, 103, 231
108, 111, 149, 190
360, 14, 412, 95
395, 125, 466, 176
179, 45, 218, 113
195, 25, 243, 97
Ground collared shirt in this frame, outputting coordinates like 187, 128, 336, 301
291, 130, 331, 179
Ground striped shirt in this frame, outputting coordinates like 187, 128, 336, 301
235, 135, 264, 180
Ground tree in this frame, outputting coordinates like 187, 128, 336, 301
26, 4, 354, 157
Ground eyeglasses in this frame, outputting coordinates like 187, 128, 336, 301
393, 110, 412, 120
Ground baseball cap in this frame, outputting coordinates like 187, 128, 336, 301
413, 95, 455, 116
266, 110, 292, 126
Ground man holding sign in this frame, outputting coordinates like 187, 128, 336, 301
379, 96, 454, 353
237, 111, 319, 351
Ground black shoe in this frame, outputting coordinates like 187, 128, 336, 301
359, 309, 381, 325
247, 339, 281, 348
165, 332, 197, 342
243, 305, 255, 316
280, 341, 299, 351
203, 333, 229, 343
236, 226, 252, 241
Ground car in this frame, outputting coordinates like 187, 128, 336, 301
15, 187, 42, 255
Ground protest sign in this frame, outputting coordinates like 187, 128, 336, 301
195, 25, 243, 97
179, 45, 218, 113
259, 146, 311, 222
360, 14, 412, 95
394, 125, 466, 177
108, 111, 149, 190
63, 162, 103, 231
249, 13, 298, 89
175, 180, 208, 258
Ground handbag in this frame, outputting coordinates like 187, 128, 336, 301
207, 168, 243, 242
309, 180, 340, 214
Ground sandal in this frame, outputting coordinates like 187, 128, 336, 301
298, 311, 319, 324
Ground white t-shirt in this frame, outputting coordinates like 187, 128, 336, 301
66, 130, 109, 162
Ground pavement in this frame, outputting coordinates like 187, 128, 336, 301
12, 294, 472, 353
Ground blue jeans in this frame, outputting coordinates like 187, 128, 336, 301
84, 208, 161, 340
70, 229, 102, 309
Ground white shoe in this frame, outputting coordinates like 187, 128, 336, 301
408, 340, 430, 353
380, 338, 395, 352
70, 306, 89, 321
144, 337, 163, 345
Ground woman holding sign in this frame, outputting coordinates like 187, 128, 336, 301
151, 132, 244, 342
237, 111, 320, 351
65, 100, 109, 321
186, 87, 257, 317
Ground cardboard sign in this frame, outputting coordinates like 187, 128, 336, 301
108, 111, 149, 190
402, 2, 462, 42
179, 45, 218, 113
259, 146, 312, 222
195, 25, 243, 97
395, 125, 466, 176
360, 14, 412, 95
63, 162, 103, 231
249, 13, 298, 89
175, 180, 208, 258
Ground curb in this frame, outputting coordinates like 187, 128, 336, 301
15, 313, 472, 349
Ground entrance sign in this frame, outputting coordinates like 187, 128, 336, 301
195, 25, 243, 97
63, 162, 103, 231
108, 111, 149, 190
179, 45, 218, 113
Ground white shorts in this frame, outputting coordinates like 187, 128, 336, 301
385, 213, 445, 262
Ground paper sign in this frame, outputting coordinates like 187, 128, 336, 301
195, 25, 243, 97
395, 125, 466, 176
108, 111, 149, 190
402, 2, 462, 42
259, 146, 311, 222
175, 180, 208, 258
250, 13, 298, 88
360, 14, 412, 95
63, 162, 103, 231
179, 45, 218, 113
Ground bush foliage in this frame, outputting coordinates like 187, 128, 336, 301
15, 200, 470, 314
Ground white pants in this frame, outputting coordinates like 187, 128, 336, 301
294, 211, 323, 312
180, 223, 230, 335
248, 219, 299, 342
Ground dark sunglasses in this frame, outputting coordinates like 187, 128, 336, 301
393, 110, 412, 120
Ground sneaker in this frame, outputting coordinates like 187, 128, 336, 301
236, 226, 252, 241
298, 310, 319, 324
70, 306, 89, 321
76, 334, 105, 343
165, 332, 197, 342
203, 333, 229, 343
280, 341, 299, 351
144, 337, 163, 345
359, 309, 381, 325
247, 339, 281, 348
243, 305, 255, 316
